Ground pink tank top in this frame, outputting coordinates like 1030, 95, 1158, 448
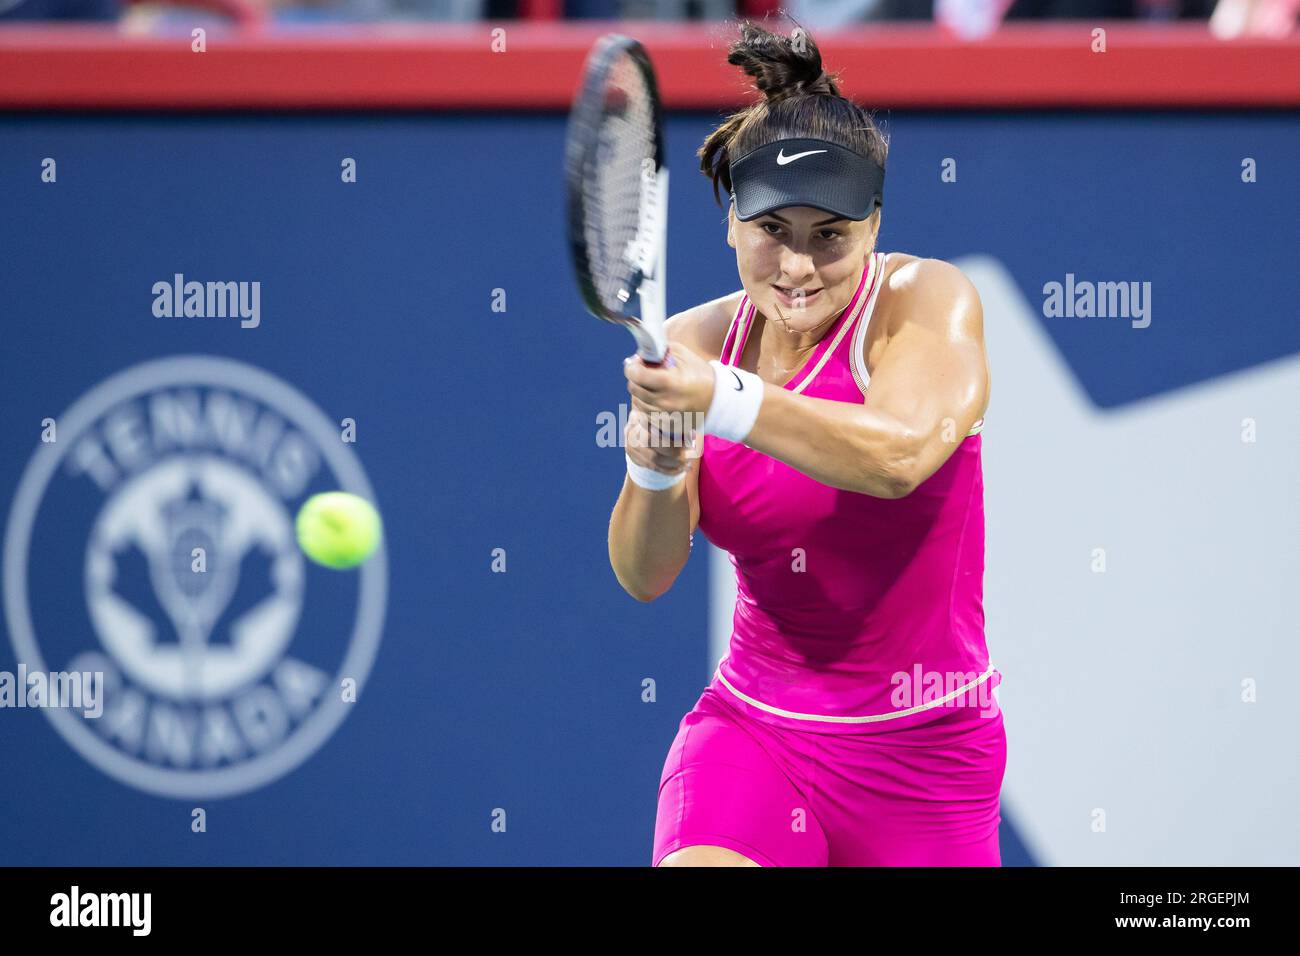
698, 251, 999, 735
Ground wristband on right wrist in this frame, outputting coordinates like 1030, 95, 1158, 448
701, 360, 764, 444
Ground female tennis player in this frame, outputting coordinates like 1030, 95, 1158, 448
608, 20, 1005, 867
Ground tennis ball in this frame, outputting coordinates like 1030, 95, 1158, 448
295, 492, 382, 570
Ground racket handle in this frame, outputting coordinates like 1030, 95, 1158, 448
639, 345, 672, 369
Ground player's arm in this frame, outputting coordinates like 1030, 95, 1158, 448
607, 299, 727, 602
743, 259, 987, 498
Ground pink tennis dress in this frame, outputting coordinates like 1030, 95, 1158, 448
653, 251, 1006, 866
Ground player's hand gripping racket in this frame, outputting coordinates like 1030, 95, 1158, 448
565, 34, 671, 367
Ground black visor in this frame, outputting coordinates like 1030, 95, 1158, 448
729, 138, 884, 223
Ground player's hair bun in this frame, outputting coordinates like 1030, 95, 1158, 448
727, 20, 841, 103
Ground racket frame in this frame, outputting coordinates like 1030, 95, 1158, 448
566, 34, 670, 366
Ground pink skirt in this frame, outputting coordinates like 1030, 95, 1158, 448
653, 682, 1008, 866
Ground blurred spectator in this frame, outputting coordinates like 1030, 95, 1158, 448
788, 0, 885, 25
0, 0, 119, 17
569, 1, 774, 15
1005, 0, 1214, 17
1210, 0, 1299, 34
564, 0, 619, 15
829, 0, 1218, 19
617, 0, 734, 15
286, 0, 484, 17
793, 0, 1294, 38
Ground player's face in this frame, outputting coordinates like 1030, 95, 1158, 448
728, 204, 877, 331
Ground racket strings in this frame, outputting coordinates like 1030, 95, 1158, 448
583, 53, 657, 314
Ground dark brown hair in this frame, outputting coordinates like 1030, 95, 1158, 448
698, 17, 889, 214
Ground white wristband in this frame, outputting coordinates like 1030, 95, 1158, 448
626, 452, 685, 491
701, 360, 764, 444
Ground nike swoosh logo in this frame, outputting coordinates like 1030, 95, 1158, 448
776, 148, 827, 166
729, 369, 744, 391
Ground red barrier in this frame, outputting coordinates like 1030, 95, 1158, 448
0, 21, 1297, 110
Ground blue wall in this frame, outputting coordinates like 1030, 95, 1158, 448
0, 111, 1295, 865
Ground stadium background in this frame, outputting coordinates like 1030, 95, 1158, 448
0, 20, 1297, 867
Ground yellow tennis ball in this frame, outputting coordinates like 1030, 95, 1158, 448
295, 492, 382, 570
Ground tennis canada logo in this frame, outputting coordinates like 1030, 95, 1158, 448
2, 356, 387, 798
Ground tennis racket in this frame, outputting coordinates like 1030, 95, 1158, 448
565, 34, 670, 367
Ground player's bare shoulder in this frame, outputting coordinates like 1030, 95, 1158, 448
664, 290, 745, 361
877, 252, 983, 341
